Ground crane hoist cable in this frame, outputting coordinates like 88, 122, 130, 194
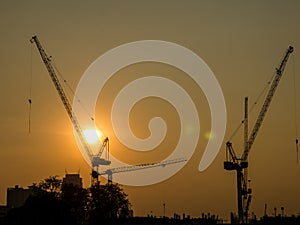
29, 54, 99, 137
228, 72, 276, 142
52, 60, 97, 124
28, 44, 33, 134
248, 73, 275, 113
52, 61, 111, 139
292, 54, 299, 164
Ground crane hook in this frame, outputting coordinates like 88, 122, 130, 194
296, 139, 299, 164
28, 99, 32, 133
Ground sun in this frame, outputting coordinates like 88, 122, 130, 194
83, 128, 102, 144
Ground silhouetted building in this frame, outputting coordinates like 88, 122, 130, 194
7, 185, 31, 208
62, 173, 83, 188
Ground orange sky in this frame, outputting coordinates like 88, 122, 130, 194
0, 0, 300, 220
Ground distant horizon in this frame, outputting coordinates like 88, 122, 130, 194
0, 0, 300, 221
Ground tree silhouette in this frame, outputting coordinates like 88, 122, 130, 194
4, 176, 65, 225
89, 183, 132, 224
38, 175, 62, 196
61, 183, 88, 224
3, 175, 132, 225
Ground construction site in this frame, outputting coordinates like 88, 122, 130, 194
1, 2, 300, 225
3, 36, 294, 224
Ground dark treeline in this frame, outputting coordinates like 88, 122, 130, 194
2, 176, 132, 225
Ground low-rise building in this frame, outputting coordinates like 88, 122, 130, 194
62, 173, 83, 188
7, 185, 31, 208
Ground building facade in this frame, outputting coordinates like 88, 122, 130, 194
62, 173, 83, 188
7, 185, 31, 208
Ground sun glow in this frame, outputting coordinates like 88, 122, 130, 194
83, 128, 102, 144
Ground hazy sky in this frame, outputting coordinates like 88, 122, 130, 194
1, 0, 300, 220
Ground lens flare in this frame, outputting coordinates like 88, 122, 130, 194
73, 40, 226, 185
83, 128, 101, 144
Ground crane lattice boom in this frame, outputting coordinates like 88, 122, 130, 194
99, 158, 187, 182
242, 46, 294, 161
30, 35, 110, 170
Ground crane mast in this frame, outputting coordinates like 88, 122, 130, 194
224, 46, 293, 224
30, 36, 110, 183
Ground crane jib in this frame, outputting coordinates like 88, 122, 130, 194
242, 46, 294, 161
30, 35, 111, 170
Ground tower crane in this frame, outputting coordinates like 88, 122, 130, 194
224, 46, 294, 224
30, 35, 111, 184
98, 158, 187, 183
